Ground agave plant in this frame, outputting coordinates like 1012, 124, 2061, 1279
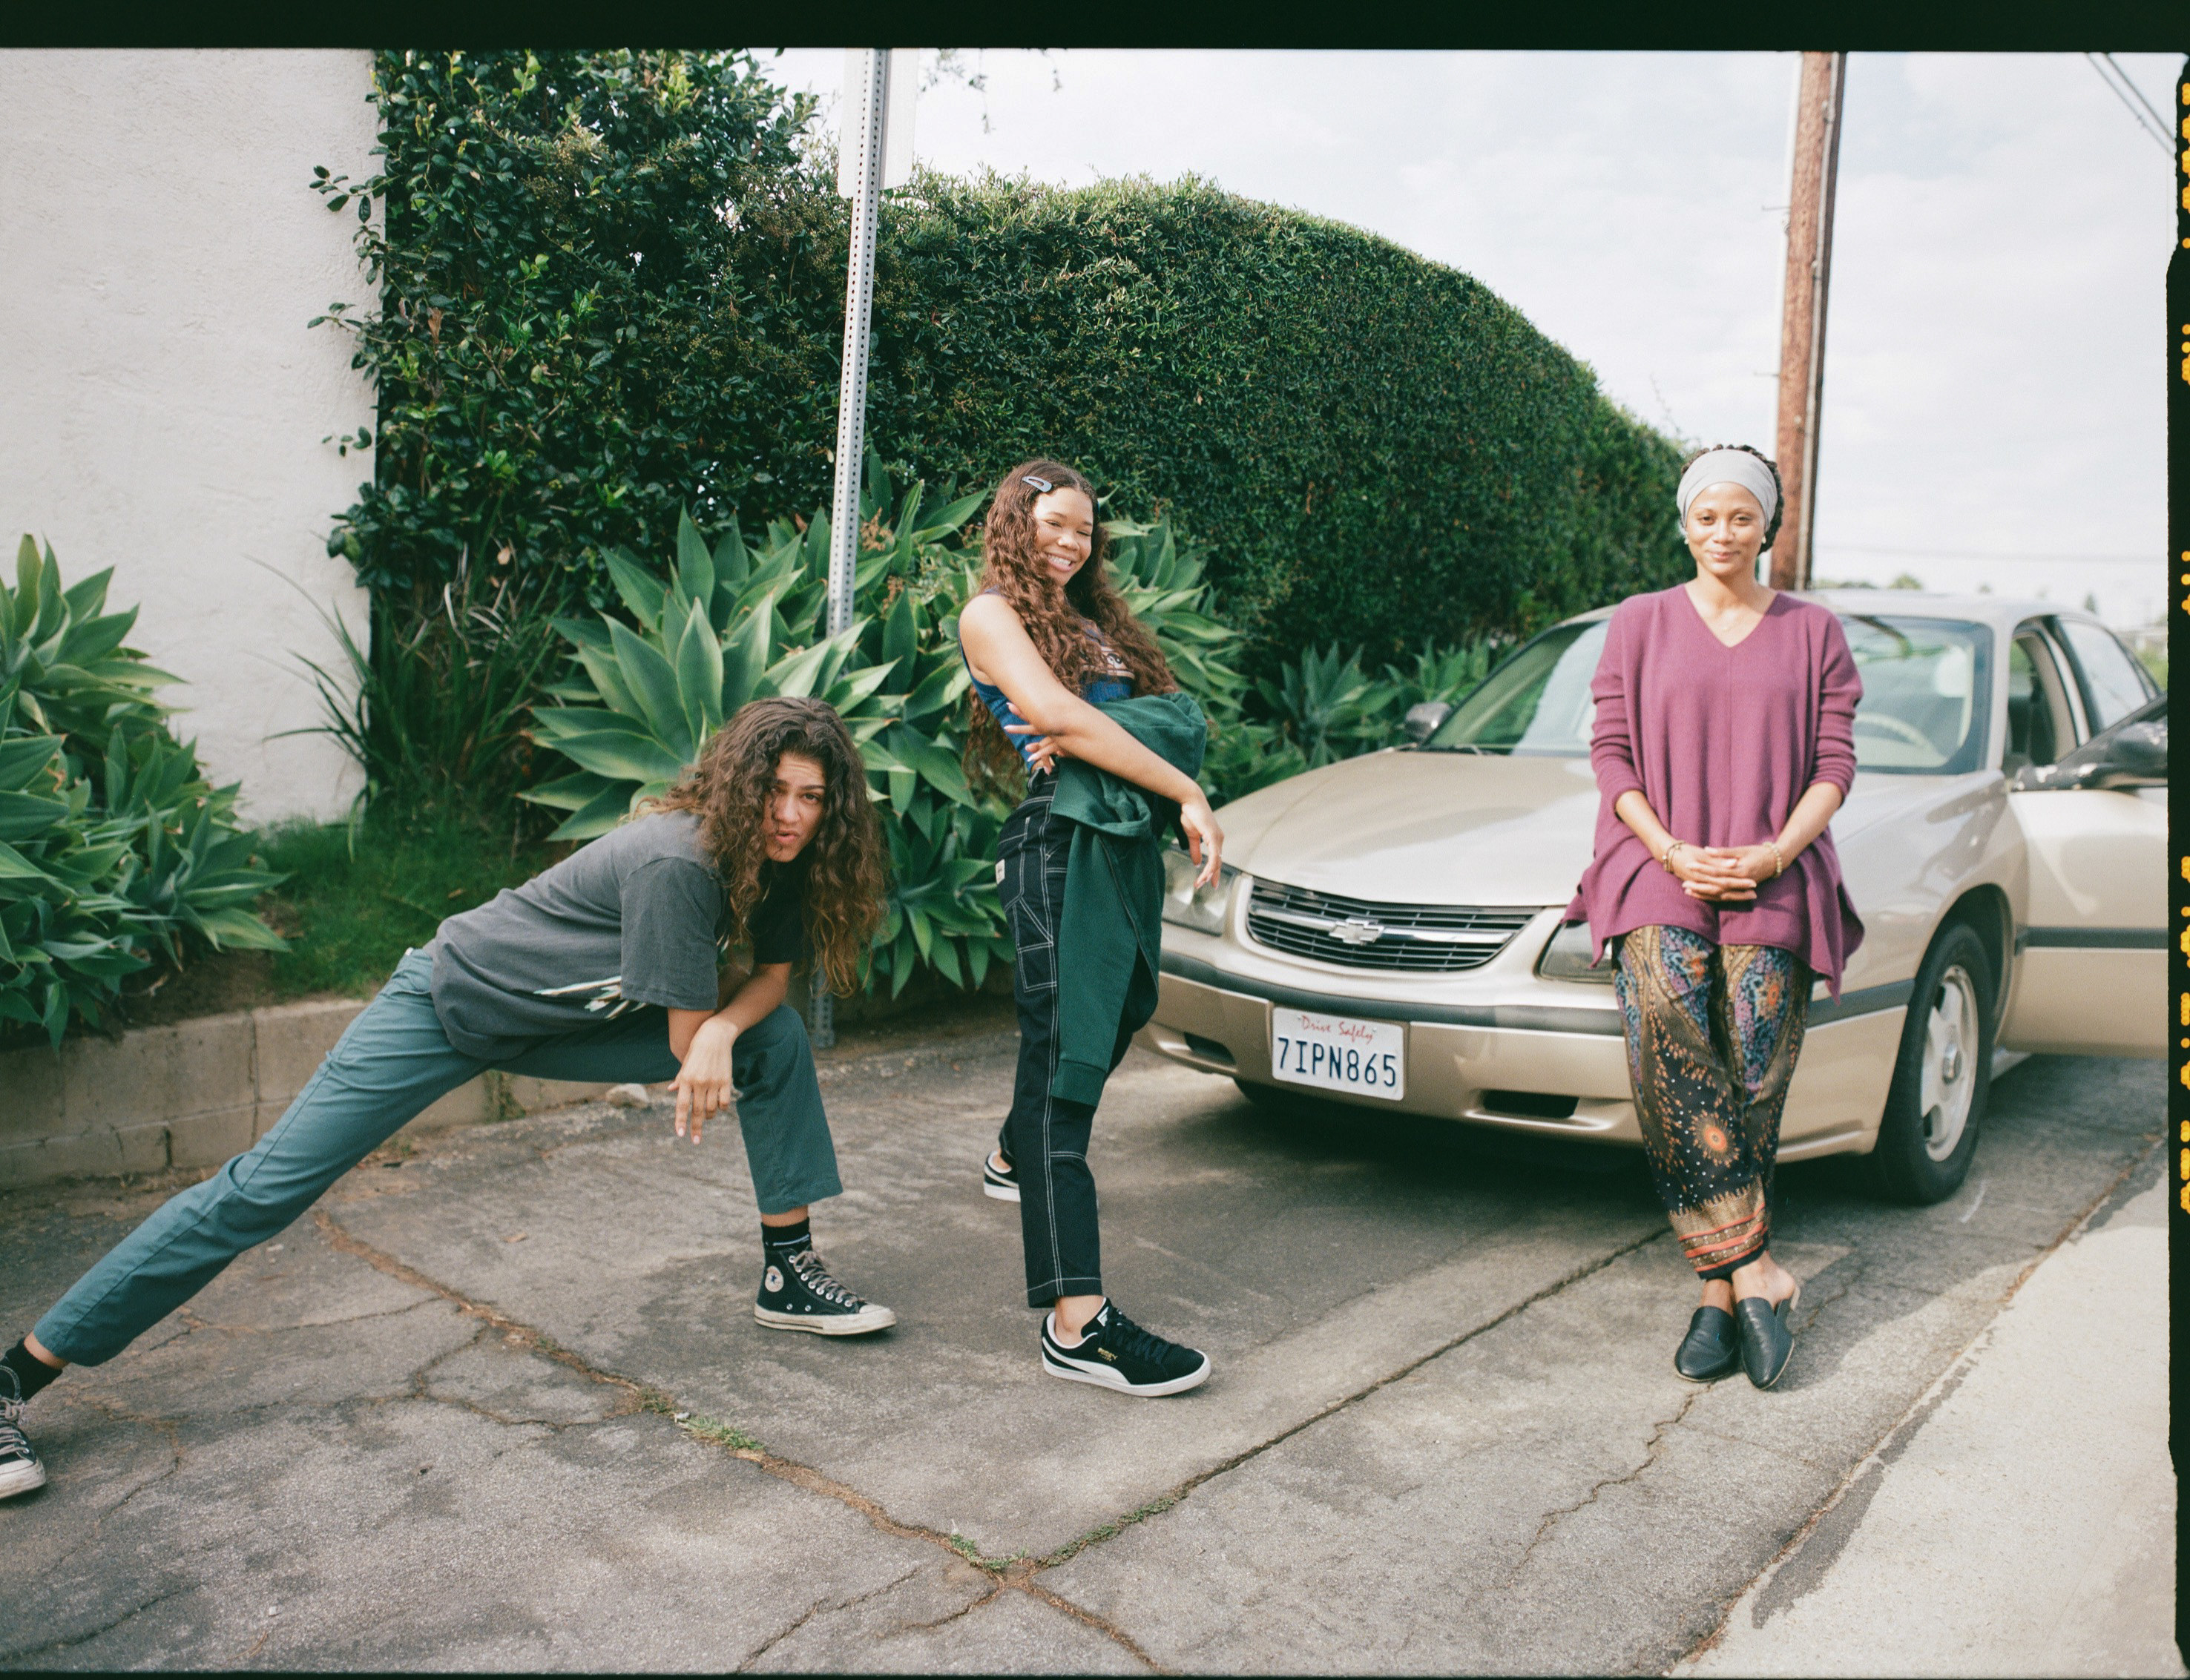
0, 540, 286, 1047
525, 457, 1007, 996
1383, 639, 1503, 717
1105, 517, 1248, 718
98, 726, 289, 961
2, 536, 178, 748
1255, 644, 1401, 769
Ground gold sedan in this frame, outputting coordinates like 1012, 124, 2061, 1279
1143, 594, 2164, 1203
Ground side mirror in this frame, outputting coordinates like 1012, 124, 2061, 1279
2011, 706, 2166, 791
2104, 719, 2166, 781
1403, 701, 1452, 745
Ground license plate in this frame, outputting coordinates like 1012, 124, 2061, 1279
1270, 1007, 1405, 1100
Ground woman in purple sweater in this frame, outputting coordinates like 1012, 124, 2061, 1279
1568, 444, 1863, 1391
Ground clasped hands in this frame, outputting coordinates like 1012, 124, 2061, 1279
1665, 842, 1783, 903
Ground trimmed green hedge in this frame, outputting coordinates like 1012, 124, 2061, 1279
865, 174, 1691, 658
325, 52, 1686, 668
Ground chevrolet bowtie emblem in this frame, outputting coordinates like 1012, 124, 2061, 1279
1329, 918, 1385, 946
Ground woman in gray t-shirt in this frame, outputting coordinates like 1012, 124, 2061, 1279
7, 701, 894, 1459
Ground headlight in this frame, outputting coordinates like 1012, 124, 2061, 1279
1537, 918, 1614, 984
1162, 847, 1240, 935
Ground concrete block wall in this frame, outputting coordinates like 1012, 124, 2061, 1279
0, 1001, 616, 1191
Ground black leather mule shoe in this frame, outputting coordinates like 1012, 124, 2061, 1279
1735, 1282, 1801, 1390
1674, 1306, 1741, 1382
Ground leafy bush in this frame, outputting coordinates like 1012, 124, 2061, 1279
1249, 637, 1505, 774
1, 540, 285, 1045
313, 50, 819, 608
525, 455, 1269, 996
523, 455, 1002, 995
319, 52, 1687, 675
300, 556, 565, 815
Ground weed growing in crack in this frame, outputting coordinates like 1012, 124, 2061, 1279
675, 1412, 766, 1454
1042, 1494, 1180, 1567
942, 1532, 1027, 1575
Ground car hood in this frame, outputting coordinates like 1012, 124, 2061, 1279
1217, 750, 1965, 908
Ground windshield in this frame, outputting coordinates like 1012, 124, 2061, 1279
1424, 610, 1992, 774
1841, 616, 1990, 773
1426, 620, 1606, 755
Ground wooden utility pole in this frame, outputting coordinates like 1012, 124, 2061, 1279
1772, 52, 1847, 592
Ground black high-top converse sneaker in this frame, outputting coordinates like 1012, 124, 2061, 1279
0, 1374, 47, 1499
755, 1248, 896, 1336
1041, 1301, 1209, 1397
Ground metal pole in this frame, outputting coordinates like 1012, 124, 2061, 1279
1771, 51, 1847, 593
808, 47, 890, 1051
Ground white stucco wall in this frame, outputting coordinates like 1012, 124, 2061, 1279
0, 49, 377, 823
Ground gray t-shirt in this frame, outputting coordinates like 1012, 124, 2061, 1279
427, 811, 806, 1060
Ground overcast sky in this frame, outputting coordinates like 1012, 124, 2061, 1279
769, 49, 2177, 629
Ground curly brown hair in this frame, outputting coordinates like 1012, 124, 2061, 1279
964, 458, 1179, 783
648, 696, 886, 998
1680, 444, 1785, 550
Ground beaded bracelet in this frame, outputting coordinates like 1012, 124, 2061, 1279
1766, 840, 1786, 878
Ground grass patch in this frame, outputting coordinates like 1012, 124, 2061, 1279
254, 798, 562, 1002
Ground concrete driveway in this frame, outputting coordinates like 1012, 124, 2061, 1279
0, 1015, 2167, 1673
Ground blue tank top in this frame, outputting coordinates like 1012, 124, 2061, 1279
959, 593, 1133, 771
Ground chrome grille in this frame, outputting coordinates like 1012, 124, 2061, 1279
1245, 879, 1540, 972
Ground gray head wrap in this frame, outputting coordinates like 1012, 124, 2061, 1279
1676, 449, 1778, 529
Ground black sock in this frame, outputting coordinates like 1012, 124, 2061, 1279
2, 1339, 60, 1406
761, 1218, 812, 1259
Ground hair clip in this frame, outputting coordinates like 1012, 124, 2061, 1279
1022, 474, 1053, 493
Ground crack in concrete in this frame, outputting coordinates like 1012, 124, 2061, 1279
1033, 1227, 1670, 1575
1, 1582, 195, 1662
1502, 1389, 1703, 1590
892, 1579, 1003, 1635
1013, 1576, 1171, 1673
732, 1592, 835, 1670
1668, 1135, 2167, 1673
169, 1294, 444, 1339
309, 1205, 1659, 1675
732, 1565, 924, 1670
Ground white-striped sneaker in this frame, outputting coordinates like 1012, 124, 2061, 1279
0, 1394, 47, 1499
1041, 1301, 1209, 1397
982, 1149, 1020, 1202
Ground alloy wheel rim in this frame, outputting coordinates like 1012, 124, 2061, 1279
1917, 964, 1979, 1162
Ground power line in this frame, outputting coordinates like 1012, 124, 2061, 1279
2084, 53, 2172, 154
1821, 544, 2154, 564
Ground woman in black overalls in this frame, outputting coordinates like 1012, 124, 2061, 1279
957, 459, 1225, 1397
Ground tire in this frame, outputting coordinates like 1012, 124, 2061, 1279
1864, 921, 1994, 1205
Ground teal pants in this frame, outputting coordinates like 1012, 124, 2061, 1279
36, 950, 841, 1366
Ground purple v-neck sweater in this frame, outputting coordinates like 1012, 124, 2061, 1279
1564, 587, 1866, 995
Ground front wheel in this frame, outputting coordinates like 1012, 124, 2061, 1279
1864, 922, 1994, 1205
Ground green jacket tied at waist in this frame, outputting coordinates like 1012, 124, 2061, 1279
1048, 691, 1209, 1106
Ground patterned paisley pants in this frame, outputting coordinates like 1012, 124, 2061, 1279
1614, 924, 1809, 1280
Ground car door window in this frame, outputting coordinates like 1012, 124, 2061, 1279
2056, 619, 2157, 733
2005, 630, 2076, 770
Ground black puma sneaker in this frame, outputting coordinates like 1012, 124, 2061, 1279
1041, 1301, 1210, 1397
982, 1147, 1020, 1203
754, 1248, 896, 1336
0, 1384, 47, 1499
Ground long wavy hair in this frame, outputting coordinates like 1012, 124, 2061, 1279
964, 458, 1178, 783
648, 696, 886, 997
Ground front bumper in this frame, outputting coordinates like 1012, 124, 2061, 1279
1138, 910, 1648, 1144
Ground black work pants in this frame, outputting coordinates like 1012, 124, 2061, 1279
995, 775, 1113, 1307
